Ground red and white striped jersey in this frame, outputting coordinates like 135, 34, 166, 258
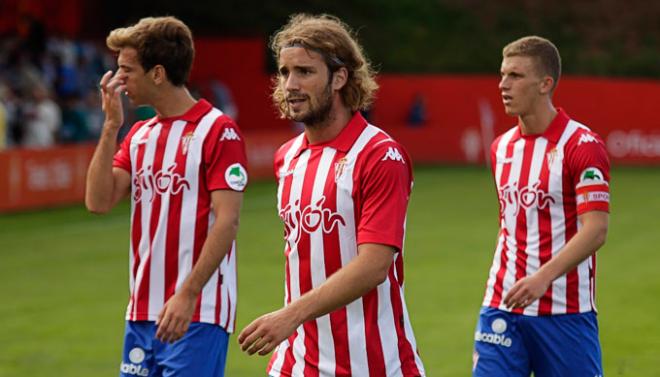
267, 113, 426, 377
483, 108, 610, 316
112, 99, 247, 333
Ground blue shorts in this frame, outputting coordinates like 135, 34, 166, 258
119, 321, 229, 377
473, 307, 603, 377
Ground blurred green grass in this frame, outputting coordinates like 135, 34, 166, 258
1, 166, 658, 376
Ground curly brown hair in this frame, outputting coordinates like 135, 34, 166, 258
106, 16, 194, 87
270, 13, 378, 116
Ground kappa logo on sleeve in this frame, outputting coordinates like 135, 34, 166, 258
220, 127, 241, 141
578, 133, 598, 145
382, 147, 405, 164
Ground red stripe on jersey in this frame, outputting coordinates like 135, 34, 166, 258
323, 153, 352, 376
137, 124, 171, 319
191, 161, 211, 322
164, 123, 195, 304
511, 140, 535, 314
537, 144, 554, 314
576, 184, 609, 194
362, 289, 386, 376
490, 139, 516, 308
388, 267, 422, 376
562, 172, 580, 313
299, 149, 322, 376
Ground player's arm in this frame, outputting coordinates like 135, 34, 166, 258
238, 242, 395, 355
85, 70, 130, 214
156, 189, 243, 343
505, 210, 609, 308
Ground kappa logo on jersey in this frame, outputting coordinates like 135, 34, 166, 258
499, 181, 555, 216
120, 347, 149, 376
279, 196, 346, 246
382, 147, 405, 163
180, 132, 194, 155
133, 164, 190, 203
225, 163, 248, 191
578, 133, 598, 145
220, 127, 241, 141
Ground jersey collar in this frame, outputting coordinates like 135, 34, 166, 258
296, 112, 368, 156
512, 107, 570, 143
154, 98, 213, 124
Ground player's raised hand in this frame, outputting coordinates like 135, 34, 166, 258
99, 70, 125, 129
504, 273, 551, 309
155, 291, 197, 343
237, 308, 300, 356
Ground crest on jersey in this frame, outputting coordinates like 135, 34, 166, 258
546, 148, 558, 169
334, 157, 347, 182
181, 132, 194, 155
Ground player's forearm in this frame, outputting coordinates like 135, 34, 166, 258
177, 215, 239, 299
536, 213, 608, 283
85, 124, 121, 213
286, 244, 393, 326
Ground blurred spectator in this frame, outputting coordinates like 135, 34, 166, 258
0, 93, 6, 150
59, 93, 90, 143
407, 93, 427, 127
22, 83, 60, 148
208, 79, 238, 120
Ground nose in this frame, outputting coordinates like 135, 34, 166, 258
284, 73, 299, 92
498, 76, 509, 91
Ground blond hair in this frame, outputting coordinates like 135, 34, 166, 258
270, 13, 378, 115
106, 16, 194, 86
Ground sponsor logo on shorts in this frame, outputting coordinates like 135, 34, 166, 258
120, 347, 149, 376
475, 318, 513, 347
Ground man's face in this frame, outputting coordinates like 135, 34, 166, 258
498, 56, 545, 117
277, 47, 334, 126
116, 47, 153, 106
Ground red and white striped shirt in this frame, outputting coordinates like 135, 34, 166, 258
113, 99, 248, 332
268, 113, 426, 377
483, 108, 610, 316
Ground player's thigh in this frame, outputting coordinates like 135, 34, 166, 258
523, 311, 603, 377
158, 323, 230, 377
119, 321, 159, 377
472, 307, 530, 377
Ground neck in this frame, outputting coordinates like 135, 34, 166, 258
518, 99, 557, 135
151, 85, 197, 118
304, 104, 353, 144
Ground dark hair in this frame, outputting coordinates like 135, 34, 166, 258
106, 16, 194, 86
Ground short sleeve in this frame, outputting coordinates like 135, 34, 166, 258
203, 116, 249, 192
112, 121, 146, 172
356, 140, 413, 251
567, 129, 611, 215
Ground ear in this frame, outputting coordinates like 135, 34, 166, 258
331, 67, 348, 91
539, 76, 555, 95
151, 65, 167, 85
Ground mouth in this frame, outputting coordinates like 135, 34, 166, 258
502, 94, 513, 105
287, 96, 307, 110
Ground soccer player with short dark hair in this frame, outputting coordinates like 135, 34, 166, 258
86, 16, 247, 377
472, 36, 610, 377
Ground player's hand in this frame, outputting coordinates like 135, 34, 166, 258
237, 307, 300, 356
99, 70, 125, 129
155, 291, 197, 343
504, 274, 551, 309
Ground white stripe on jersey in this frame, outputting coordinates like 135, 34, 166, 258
337, 125, 380, 374
287, 149, 310, 376
134, 122, 162, 319
522, 137, 548, 316
311, 147, 337, 375
126, 121, 153, 317
499, 138, 525, 311
149, 120, 187, 317
176, 109, 221, 297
